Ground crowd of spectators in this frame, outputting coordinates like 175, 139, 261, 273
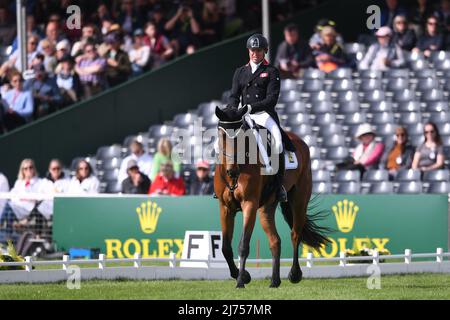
336, 121, 446, 180
0, 0, 318, 134
274, 0, 450, 78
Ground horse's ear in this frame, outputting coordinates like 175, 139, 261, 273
237, 105, 248, 118
215, 106, 226, 120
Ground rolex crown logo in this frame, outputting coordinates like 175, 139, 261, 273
136, 201, 162, 234
332, 199, 359, 233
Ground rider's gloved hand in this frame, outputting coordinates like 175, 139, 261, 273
245, 104, 252, 115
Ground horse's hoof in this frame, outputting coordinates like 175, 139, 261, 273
269, 279, 281, 288
288, 269, 303, 284
242, 270, 251, 284
236, 282, 245, 289
230, 269, 239, 279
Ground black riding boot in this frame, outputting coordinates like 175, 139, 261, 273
276, 152, 287, 202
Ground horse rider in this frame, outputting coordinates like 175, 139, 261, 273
224, 33, 295, 202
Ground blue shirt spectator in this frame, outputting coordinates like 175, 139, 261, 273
1, 72, 34, 131
24, 64, 62, 117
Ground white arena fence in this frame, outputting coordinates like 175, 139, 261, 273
0, 248, 449, 284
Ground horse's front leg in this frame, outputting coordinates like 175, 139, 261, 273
220, 205, 239, 279
236, 201, 257, 288
259, 203, 281, 288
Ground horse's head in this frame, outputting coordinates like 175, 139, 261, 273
215, 105, 249, 180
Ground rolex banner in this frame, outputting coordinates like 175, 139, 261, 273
53, 195, 448, 259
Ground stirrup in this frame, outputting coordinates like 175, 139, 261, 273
213, 192, 218, 199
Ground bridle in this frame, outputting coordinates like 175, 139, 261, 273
217, 118, 246, 194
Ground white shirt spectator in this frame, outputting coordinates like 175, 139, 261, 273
129, 45, 151, 68
118, 153, 153, 183
0, 173, 10, 215
9, 177, 44, 220
38, 176, 71, 219
359, 42, 405, 71
67, 176, 100, 194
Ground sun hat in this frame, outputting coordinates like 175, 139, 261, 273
354, 123, 375, 139
375, 26, 392, 37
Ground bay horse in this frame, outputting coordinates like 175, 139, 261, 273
214, 105, 330, 288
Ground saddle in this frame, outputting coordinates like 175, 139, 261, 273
247, 121, 298, 172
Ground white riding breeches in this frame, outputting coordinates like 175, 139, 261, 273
245, 112, 283, 154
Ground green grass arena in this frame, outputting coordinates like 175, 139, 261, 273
1, 274, 449, 300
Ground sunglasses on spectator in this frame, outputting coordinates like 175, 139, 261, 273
29, 41, 37, 45
197, 167, 209, 171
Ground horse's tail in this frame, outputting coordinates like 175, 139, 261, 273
301, 194, 332, 249
280, 194, 332, 249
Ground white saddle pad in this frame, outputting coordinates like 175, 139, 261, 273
251, 128, 298, 174
285, 151, 298, 170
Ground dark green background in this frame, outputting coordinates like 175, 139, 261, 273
53, 195, 448, 259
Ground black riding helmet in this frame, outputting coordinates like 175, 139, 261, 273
246, 33, 269, 51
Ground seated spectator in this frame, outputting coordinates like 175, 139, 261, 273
0, 172, 9, 217
56, 54, 82, 107
380, 0, 407, 28
412, 122, 445, 172
122, 160, 151, 194
71, 24, 99, 57
75, 42, 107, 99
309, 18, 344, 50
39, 39, 58, 75
199, 0, 224, 46
164, 4, 201, 55
336, 123, 385, 175
55, 39, 72, 63
129, 29, 151, 77
274, 23, 314, 79
149, 160, 185, 196
1, 34, 40, 76
409, 0, 435, 34
150, 138, 181, 181
118, 140, 153, 183
103, 32, 132, 87
391, 15, 417, 51
39, 159, 70, 220
67, 160, 100, 194
435, 0, 450, 33
0, 159, 45, 238
40, 20, 66, 50
42, 159, 71, 193
24, 64, 62, 117
117, 0, 143, 35
380, 127, 415, 179
359, 26, 405, 71
189, 160, 214, 195
413, 15, 445, 58
313, 26, 347, 73
144, 21, 174, 68
1, 71, 34, 131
